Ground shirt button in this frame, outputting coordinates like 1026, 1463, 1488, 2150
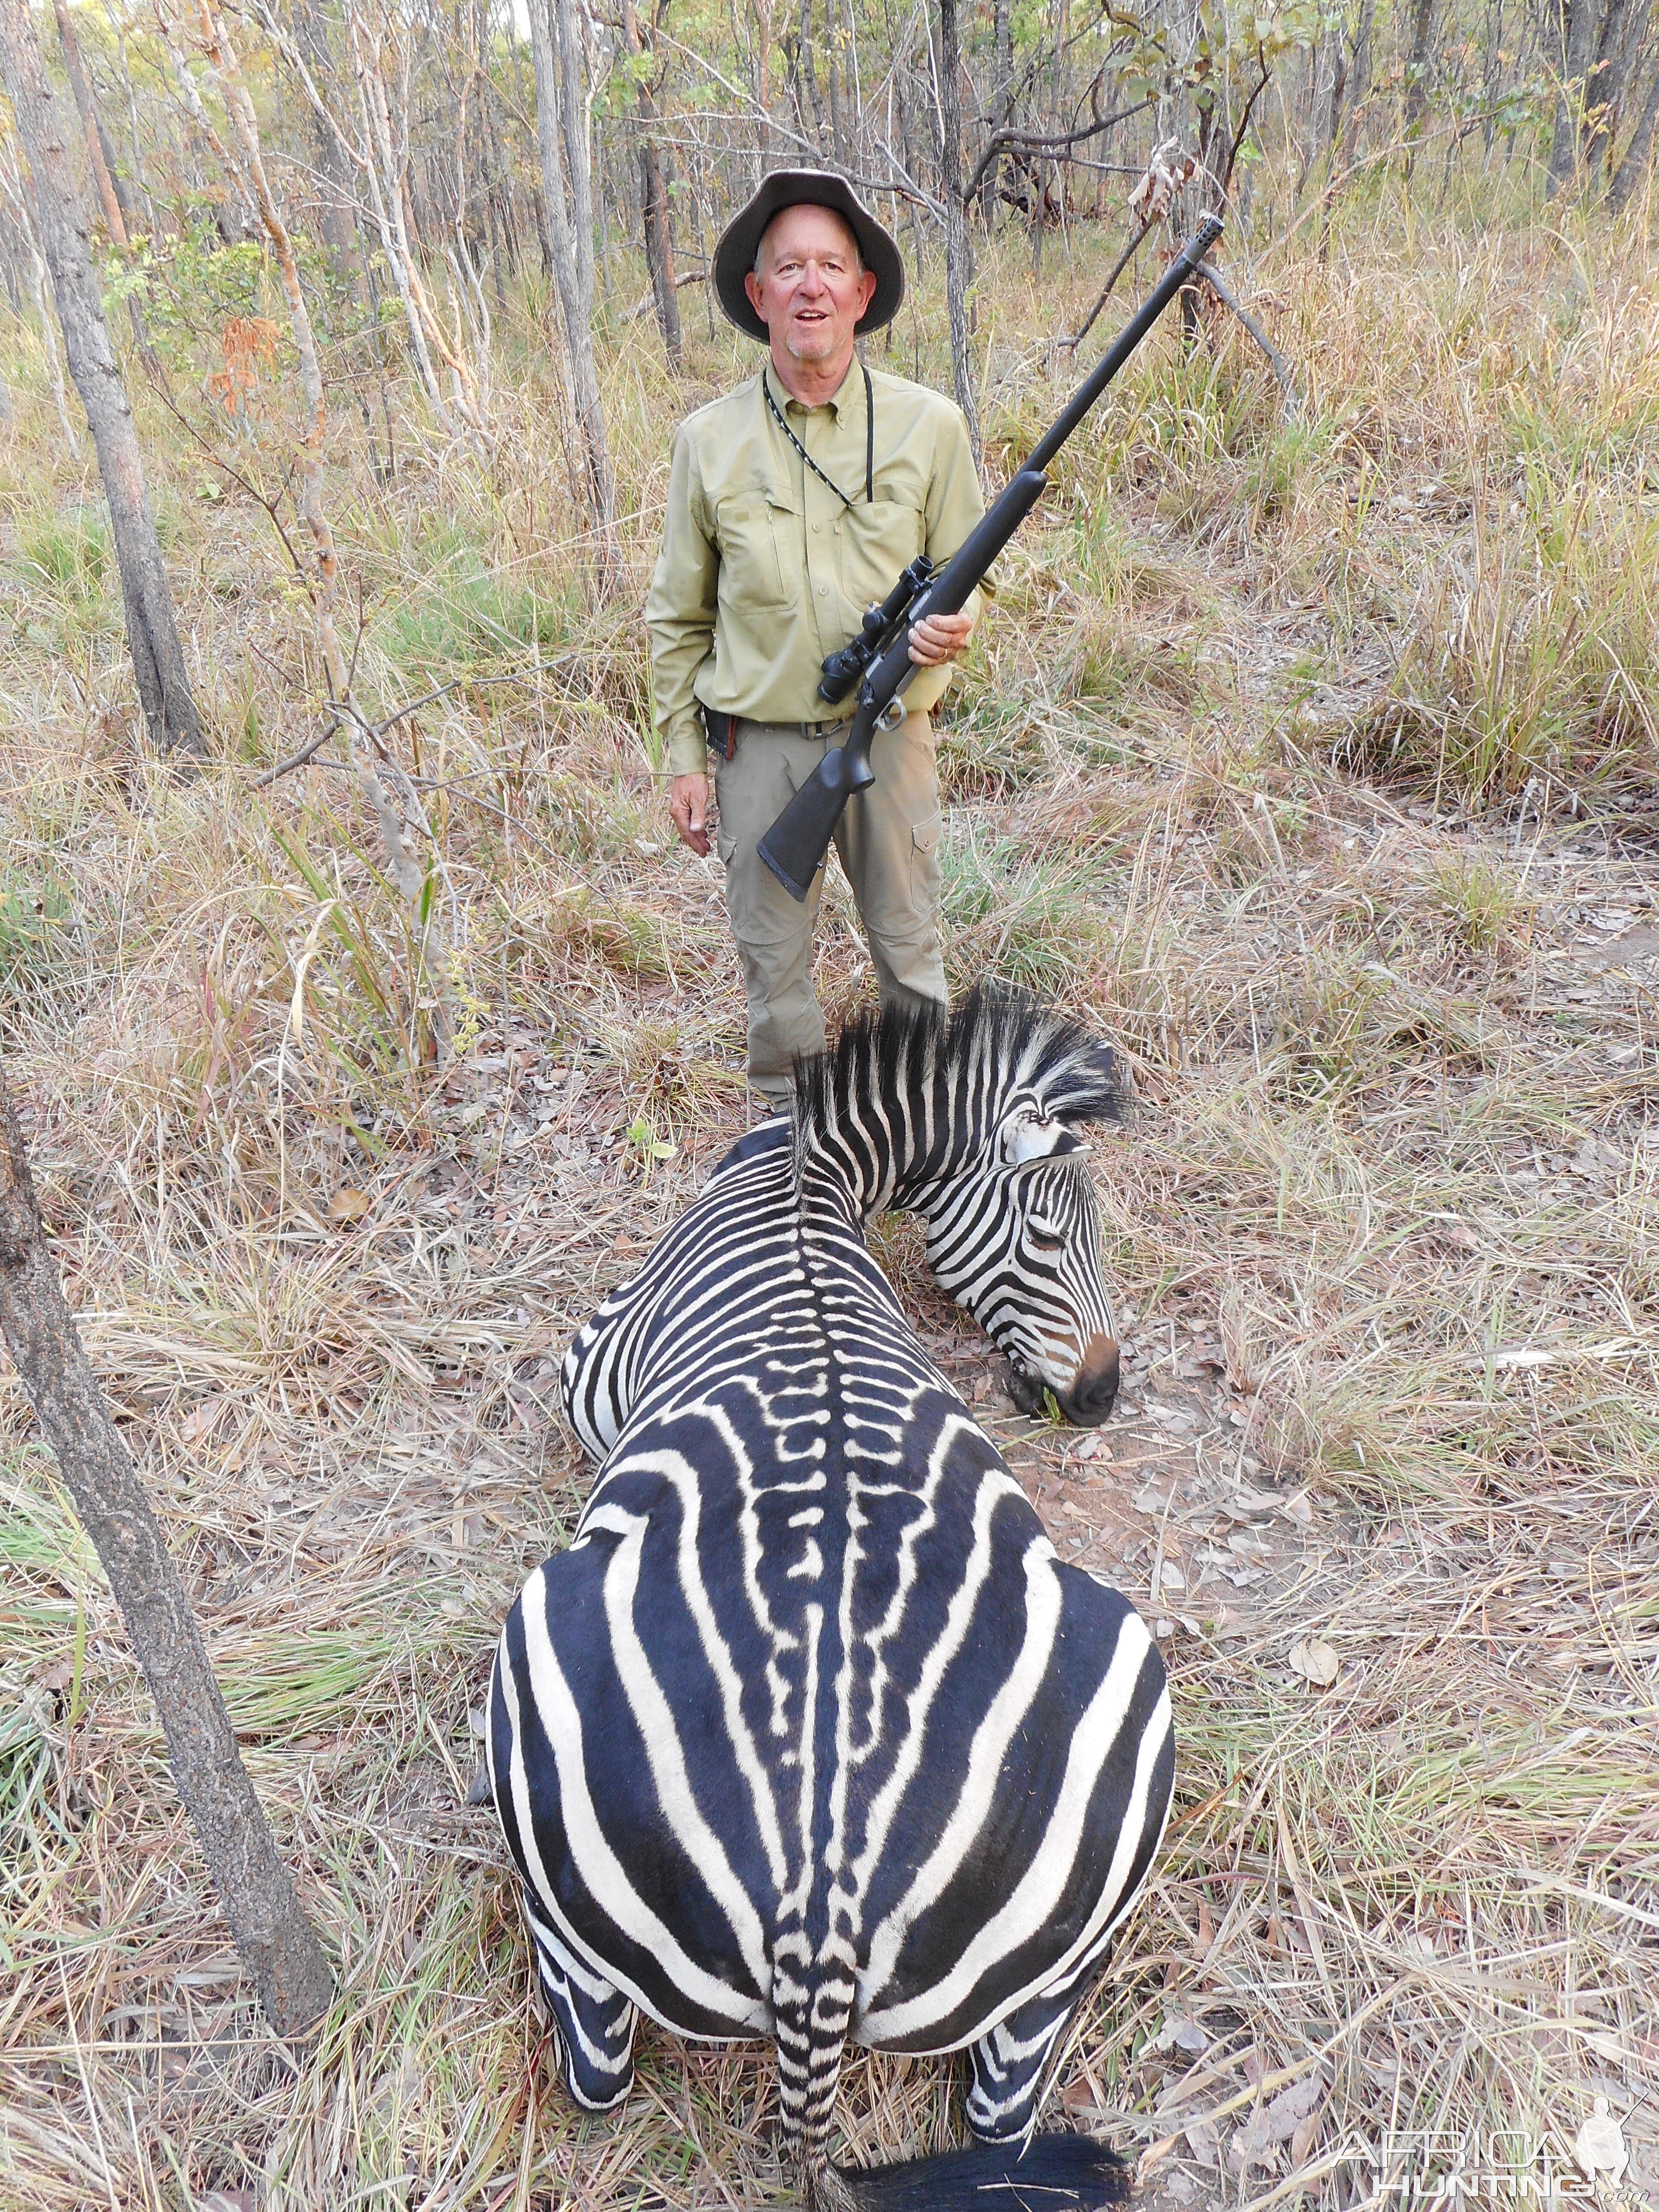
818, 586, 829, 596
812, 522, 821, 535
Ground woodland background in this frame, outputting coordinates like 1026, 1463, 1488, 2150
0, 0, 1657, 2207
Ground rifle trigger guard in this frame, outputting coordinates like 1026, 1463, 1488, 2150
875, 699, 906, 732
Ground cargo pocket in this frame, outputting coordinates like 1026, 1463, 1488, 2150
910, 808, 944, 912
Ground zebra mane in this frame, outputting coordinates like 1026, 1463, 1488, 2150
790, 987, 1124, 1208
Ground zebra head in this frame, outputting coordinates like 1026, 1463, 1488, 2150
924, 1100, 1121, 1426
793, 987, 1128, 1426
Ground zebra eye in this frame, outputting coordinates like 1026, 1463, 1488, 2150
1025, 1220, 1064, 1252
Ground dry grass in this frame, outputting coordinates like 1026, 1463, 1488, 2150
2, 192, 1657, 2210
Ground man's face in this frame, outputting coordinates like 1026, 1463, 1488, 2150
744, 204, 878, 371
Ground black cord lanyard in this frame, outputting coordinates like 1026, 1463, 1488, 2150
764, 359, 875, 508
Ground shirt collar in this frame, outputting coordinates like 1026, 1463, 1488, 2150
764, 356, 866, 420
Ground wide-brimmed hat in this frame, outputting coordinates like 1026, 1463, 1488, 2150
713, 169, 905, 341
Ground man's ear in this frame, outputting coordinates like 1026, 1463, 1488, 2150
744, 267, 766, 318
856, 264, 878, 318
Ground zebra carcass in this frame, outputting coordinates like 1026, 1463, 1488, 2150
486, 991, 1173, 2211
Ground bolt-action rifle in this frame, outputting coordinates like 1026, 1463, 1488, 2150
757, 213, 1224, 902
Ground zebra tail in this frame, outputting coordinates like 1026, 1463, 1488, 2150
820, 2131, 1131, 2211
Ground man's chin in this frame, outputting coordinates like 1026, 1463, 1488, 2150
784, 327, 838, 362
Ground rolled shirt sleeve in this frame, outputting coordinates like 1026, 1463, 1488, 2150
647, 426, 720, 778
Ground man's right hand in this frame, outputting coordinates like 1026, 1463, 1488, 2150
669, 772, 712, 857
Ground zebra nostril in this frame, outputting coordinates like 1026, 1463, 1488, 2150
1063, 1335, 1119, 1425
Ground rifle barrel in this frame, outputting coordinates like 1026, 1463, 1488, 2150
1026, 213, 1224, 475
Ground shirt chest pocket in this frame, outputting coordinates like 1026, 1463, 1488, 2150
715, 488, 802, 611
839, 489, 928, 614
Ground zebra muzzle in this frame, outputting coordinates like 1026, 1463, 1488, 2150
1058, 1334, 1120, 1427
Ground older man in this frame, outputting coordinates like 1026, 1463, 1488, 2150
647, 170, 984, 1105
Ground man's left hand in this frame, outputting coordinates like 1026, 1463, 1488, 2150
908, 608, 975, 668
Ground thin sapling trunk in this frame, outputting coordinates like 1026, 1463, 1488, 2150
0, 1078, 334, 2038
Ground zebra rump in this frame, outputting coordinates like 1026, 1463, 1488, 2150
488, 990, 1172, 2211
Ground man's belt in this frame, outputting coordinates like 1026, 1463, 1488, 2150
700, 706, 857, 759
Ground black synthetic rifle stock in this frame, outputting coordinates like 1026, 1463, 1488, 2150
756, 212, 1224, 902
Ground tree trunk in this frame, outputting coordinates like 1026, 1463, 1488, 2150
349, 18, 487, 440
1608, 49, 1659, 205
50, 0, 127, 244
752, 0, 775, 163
0, 1078, 334, 2039
981, 0, 1013, 222
936, 0, 980, 457
638, 138, 680, 365
291, 0, 361, 295
1154, 0, 1209, 343
1403, 0, 1436, 171
1346, 0, 1378, 144
1157, 0, 1208, 220
1548, 0, 1600, 192
1584, 0, 1638, 167
0, 0, 205, 759
622, 0, 681, 368
797, 0, 826, 147
527, 0, 618, 569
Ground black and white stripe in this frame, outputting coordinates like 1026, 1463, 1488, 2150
489, 991, 1173, 2210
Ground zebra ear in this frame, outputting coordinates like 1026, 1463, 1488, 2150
1000, 1113, 1083, 1165
1042, 1041, 1127, 1128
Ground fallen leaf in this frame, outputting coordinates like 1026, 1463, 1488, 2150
177, 1397, 228, 1445
1288, 1638, 1340, 1686
1193, 1895, 1215, 1961
329, 1187, 371, 1224
1152, 2011, 1211, 2055
1184, 2117, 1223, 2161
1234, 2074, 1323, 2162
1291, 2101, 1323, 2165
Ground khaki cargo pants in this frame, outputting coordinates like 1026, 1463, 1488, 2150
713, 711, 946, 1103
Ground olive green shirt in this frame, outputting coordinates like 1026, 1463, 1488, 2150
647, 358, 986, 778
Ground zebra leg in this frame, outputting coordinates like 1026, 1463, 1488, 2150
520, 1886, 637, 2113
964, 1978, 1083, 2146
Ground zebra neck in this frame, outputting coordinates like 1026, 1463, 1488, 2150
796, 1134, 979, 1226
